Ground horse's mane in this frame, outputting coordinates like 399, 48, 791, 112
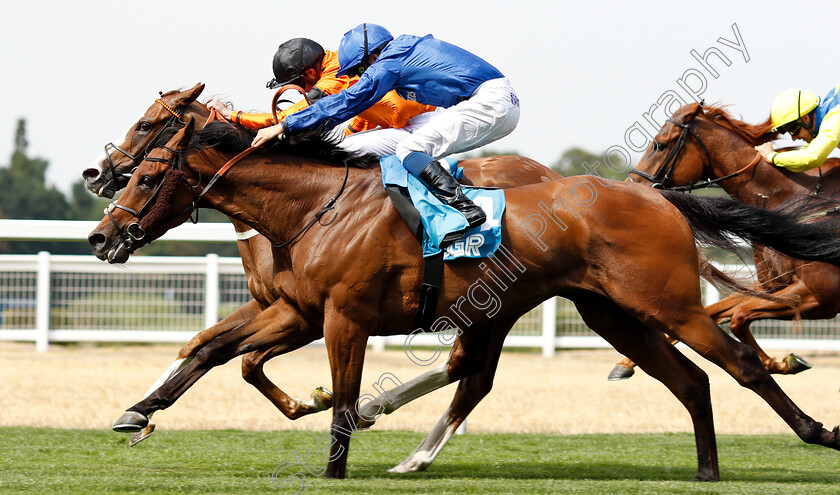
150, 124, 182, 151
702, 104, 779, 146
194, 121, 377, 169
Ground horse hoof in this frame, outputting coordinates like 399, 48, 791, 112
388, 452, 433, 473
112, 411, 149, 433
607, 365, 635, 381
784, 353, 812, 374
129, 422, 156, 447
311, 387, 333, 410
357, 416, 376, 430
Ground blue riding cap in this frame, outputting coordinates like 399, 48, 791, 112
336, 23, 394, 77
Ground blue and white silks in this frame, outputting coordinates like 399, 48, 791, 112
379, 155, 505, 260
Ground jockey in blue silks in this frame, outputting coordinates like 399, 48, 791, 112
252, 23, 521, 229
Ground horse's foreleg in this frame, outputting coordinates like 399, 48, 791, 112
322, 313, 370, 479
112, 298, 307, 434
724, 281, 822, 374
241, 341, 332, 420
145, 300, 263, 397
573, 292, 720, 482
121, 300, 266, 444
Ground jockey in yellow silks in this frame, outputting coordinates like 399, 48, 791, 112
756, 84, 840, 172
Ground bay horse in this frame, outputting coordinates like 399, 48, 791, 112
89, 119, 840, 480
615, 101, 840, 378
82, 84, 565, 466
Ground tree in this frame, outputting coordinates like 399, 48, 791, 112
551, 147, 613, 178
0, 119, 68, 220
0, 119, 96, 254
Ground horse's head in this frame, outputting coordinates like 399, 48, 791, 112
630, 103, 778, 192
628, 103, 710, 189
88, 120, 198, 263
83, 83, 207, 198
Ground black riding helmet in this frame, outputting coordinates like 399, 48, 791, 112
266, 38, 326, 89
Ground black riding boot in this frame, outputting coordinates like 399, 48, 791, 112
417, 161, 487, 229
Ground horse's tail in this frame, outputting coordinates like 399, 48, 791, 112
659, 190, 840, 266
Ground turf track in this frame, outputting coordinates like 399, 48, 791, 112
1, 427, 839, 494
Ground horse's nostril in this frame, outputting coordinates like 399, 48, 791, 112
83, 168, 101, 181
88, 232, 106, 248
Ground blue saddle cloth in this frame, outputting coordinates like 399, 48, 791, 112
379, 155, 505, 259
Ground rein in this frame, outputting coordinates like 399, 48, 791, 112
167, 148, 350, 250
273, 161, 349, 249
668, 150, 763, 193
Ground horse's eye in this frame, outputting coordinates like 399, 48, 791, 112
138, 121, 153, 133
139, 175, 155, 188
652, 141, 666, 152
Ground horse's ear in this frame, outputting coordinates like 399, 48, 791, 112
169, 83, 205, 107
182, 118, 196, 143
184, 83, 205, 103
676, 102, 704, 123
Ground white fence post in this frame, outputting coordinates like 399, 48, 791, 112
35, 251, 51, 352
204, 253, 220, 329
370, 336, 386, 352
541, 297, 556, 358
704, 280, 720, 307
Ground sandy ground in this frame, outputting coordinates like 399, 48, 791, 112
2, 342, 840, 435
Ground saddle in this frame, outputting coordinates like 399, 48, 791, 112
379, 155, 506, 331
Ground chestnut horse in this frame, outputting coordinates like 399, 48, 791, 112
616, 101, 840, 378
82, 84, 563, 466
89, 119, 840, 480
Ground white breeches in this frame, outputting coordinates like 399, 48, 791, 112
395, 77, 520, 161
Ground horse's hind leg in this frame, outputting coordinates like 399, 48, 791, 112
573, 292, 720, 481
607, 282, 815, 380
659, 306, 840, 452
607, 334, 680, 381
389, 313, 520, 473
357, 317, 511, 430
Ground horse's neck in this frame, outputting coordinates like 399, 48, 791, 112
710, 135, 816, 208
185, 102, 211, 126
191, 151, 369, 247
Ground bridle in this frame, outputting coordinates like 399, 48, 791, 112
98, 98, 187, 191
628, 117, 713, 190
629, 117, 762, 192
104, 108, 351, 251
104, 146, 186, 248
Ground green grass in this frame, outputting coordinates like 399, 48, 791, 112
0, 428, 839, 494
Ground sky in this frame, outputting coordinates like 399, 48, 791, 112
1, 0, 838, 195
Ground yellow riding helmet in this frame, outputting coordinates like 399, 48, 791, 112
770, 88, 819, 130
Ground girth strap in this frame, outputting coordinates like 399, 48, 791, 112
385, 184, 445, 332
413, 252, 444, 332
